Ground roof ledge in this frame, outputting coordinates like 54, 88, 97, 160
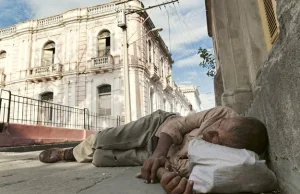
205, 0, 212, 37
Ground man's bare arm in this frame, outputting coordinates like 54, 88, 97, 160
160, 110, 210, 145
153, 132, 173, 156
141, 132, 173, 183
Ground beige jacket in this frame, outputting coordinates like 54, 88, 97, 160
155, 106, 238, 177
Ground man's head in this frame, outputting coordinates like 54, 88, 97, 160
202, 117, 268, 155
189, 104, 193, 111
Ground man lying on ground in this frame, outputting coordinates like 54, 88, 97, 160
39, 106, 268, 194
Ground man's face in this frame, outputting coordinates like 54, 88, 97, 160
202, 118, 237, 146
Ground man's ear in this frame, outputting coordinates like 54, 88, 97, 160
209, 131, 220, 144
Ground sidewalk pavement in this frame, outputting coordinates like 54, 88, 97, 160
0, 151, 165, 194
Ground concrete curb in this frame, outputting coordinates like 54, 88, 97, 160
0, 123, 96, 148
0, 142, 80, 152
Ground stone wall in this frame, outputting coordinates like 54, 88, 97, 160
210, 0, 268, 114
246, 1, 300, 193
213, 70, 223, 106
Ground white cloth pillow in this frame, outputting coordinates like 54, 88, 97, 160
188, 139, 277, 193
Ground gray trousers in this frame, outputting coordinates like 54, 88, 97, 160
73, 110, 173, 167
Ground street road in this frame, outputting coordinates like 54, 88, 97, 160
0, 151, 165, 194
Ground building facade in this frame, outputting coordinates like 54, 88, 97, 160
179, 85, 201, 113
0, 1, 190, 128
206, 0, 300, 193
206, 0, 278, 114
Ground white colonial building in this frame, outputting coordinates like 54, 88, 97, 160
0, 1, 190, 128
179, 85, 202, 113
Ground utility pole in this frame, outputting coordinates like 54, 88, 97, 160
118, 5, 132, 123
117, 0, 178, 123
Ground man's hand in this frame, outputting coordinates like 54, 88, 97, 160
160, 171, 194, 194
141, 132, 174, 184
141, 154, 167, 183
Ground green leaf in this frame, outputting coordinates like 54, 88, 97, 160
198, 47, 216, 77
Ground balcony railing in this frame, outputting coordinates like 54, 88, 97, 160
87, 4, 117, 15
27, 64, 63, 82
150, 63, 160, 81
0, 2, 118, 38
163, 78, 173, 92
0, 26, 16, 37
88, 55, 114, 74
94, 57, 109, 67
37, 15, 63, 27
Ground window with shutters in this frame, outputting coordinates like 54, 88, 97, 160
263, 0, 279, 43
42, 41, 55, 66
258, 0, 279, 50
98, 30, 111, 57
0, 51, 6, 69
98, 85, 111, 116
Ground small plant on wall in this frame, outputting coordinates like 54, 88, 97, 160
198, 47, 216, 77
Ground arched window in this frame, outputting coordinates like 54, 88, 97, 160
42, 41, 55, 66
163, 99, 166, 111
98, 84, 111, 116
39, 92, 54, 123
0, 51, 7, 69
148, 40, 152, 63
98, 30, 111, 57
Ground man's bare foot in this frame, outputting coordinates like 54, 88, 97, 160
39, 148, 76, 163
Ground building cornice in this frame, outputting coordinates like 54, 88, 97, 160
205, 0, 212, 37
178, 85, 201, 105
139, 12, 174, 65
0, 1, 119, 39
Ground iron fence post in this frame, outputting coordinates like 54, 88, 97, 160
0, 98, 2, 114
83, 108, 86, 129
7, 90, 11, 124
0, 98, 2, 133
84, 108, 90, 130
117, 115, 120, 126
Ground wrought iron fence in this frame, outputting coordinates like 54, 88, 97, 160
0, 90, 121, 132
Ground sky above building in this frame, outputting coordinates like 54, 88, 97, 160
0, 0, 215, 110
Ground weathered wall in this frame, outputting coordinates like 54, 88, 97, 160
210, 0, 268, 114
246, 1, 300, 193
214, 70, 223, 106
